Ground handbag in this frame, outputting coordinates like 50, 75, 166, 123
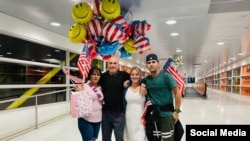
70, 84, 93, 118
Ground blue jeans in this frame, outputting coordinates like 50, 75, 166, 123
101, 111, 125, 141
78, 118, 101, 141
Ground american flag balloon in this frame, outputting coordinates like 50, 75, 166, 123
86, 19, 104, 38
132, 20, 151, 37
113, 16, 128, 28
113, 16, 131, 43
118, 26, 131, 44
90, 0, 101, 17
102, 22, 122, 43
88, 44, 98, 60
134, 36, 151, 54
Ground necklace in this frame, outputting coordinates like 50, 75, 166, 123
87, 81, 104, 104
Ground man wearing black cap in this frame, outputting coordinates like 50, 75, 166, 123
141, 53, 182, 141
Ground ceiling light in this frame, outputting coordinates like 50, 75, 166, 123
32, 69, 46, 73
204, 60, 208, 63
238, 53, 243, 56
50, 22, 61, 26
6, 52, 12, 55
217, 42, 224, 45
176, 48, 182, 52
166, 20, 177, 25
170, 33, 179, 36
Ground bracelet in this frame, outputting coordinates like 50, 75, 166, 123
174, 109, 181, 113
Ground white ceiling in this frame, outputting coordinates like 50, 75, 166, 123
1, 0, 250, 77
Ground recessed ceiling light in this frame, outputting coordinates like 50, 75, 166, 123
170, 33, 179, 36
55, 49, 60, 52
51, 22, 61, 26
176, 48, 182, 52
217, 42, 224, 45
166, 20, 177, 25
6, 52, 12, 55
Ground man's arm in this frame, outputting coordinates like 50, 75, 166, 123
172, 87, 182, 122
173, 87, 181, 110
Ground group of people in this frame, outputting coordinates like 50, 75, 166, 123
74, 53, 183, 141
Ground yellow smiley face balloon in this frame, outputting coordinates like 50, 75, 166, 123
123, 39, 137, 54
68, 23, 87, 43
71, 2, 93, 24
100, 0, 121, 20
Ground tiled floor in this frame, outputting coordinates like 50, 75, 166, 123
7, 88, 250, 141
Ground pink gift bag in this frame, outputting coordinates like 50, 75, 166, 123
70, 84, 93, 118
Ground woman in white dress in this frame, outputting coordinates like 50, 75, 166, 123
124, 67, 147, 141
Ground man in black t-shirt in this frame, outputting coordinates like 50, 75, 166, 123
100, 56, 130, 141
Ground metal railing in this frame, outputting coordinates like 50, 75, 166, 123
0, 88, 74, 140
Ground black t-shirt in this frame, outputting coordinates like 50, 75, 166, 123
100, 70, 130, 112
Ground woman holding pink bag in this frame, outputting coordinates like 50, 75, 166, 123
74, 66, 104, 141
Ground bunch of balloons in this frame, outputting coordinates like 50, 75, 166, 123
173, 54, 183, 66
68, 0, 152, 60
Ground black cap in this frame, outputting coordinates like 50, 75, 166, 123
146, 53, 159, 62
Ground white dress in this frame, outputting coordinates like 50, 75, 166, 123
124, 87, 147, 141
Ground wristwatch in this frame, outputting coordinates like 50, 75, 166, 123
174, 109, 181, 113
